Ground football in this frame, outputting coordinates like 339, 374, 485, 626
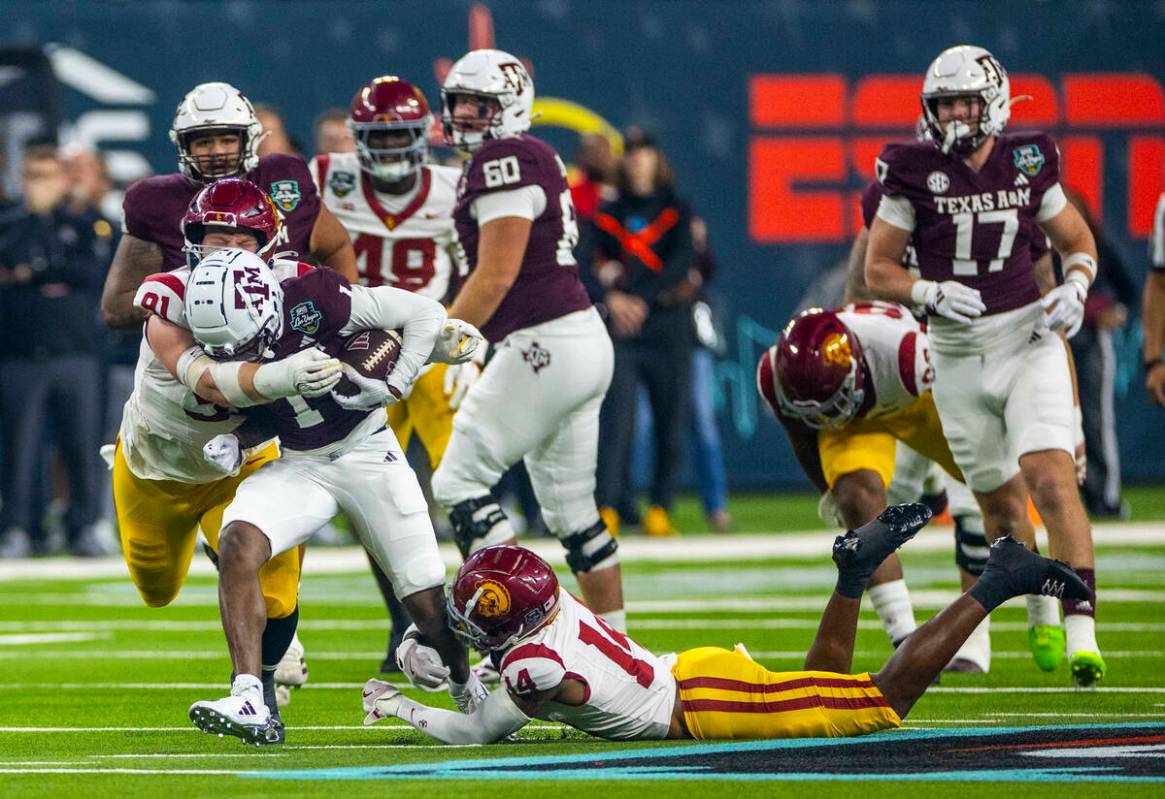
333, 328, 403, 397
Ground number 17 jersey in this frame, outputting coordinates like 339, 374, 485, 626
310, 154, 463, 302
874, 131, 1068, 316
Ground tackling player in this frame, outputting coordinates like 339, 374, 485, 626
864, 45, 1105, 685
364, 506, 1087, 744
115, 179, 343, 731
310, 75, 475, 672
100, 81, 358, 330
176, 250, 483, 745
428, 50, 626, 633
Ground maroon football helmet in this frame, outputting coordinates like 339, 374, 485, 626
446, 545, 560, 652
182, 178, 283, 268
756, 308, 866, 430
348, 75, 431, 182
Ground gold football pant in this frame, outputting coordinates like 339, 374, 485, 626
673, 647, 901, 739
112, 441, 301, 618
818, 391, 962, 489
385, 363, 455, 470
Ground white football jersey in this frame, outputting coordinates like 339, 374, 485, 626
499, 591, 676, 741
117, 259, 309, 483
835, 301, 934, 420
310, 154, 464, 301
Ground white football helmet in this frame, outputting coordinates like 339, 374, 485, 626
170, 82, 265, 181
185, 248, 283, 361
920, 45, 1010, 155
441, 49, 533, 152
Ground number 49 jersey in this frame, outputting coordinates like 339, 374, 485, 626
874, 131, 1068, 316
838, 301, 934, 421
310, 153, 464, 301
499, 591, 677, 741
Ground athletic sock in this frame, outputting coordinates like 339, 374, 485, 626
261, 605, 299, 670
598, 609, 627, 633
867, 579, 917, 645
260, 670, 281, 720
1026, 594, 1060, 627
1065, 613, 1100, 655
1063, 567, 1096, 618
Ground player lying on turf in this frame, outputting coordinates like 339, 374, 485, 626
362, 503, 1088, 742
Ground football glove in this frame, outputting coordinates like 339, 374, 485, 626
203, 433, 243, 477
430, 319, 484, 365
253, 347, 342, 400
396, 624, 451, 692
912, 280, 986, 324
331, 363, 401, 411
1041, 279, 1087, 338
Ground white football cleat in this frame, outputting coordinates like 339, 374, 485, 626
189, 687, 281, 745
362, 678, 403, 725
274, 633, 308, 705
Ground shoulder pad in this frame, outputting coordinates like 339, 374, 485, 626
133, 270, 189, 326
465, 139, 545, 197
500, 642, 566, 697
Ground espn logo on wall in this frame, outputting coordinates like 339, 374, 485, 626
748, 73, 1165, 243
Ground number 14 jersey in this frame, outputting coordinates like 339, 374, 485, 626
310, 154, 464, 302
499, 591, 677, 741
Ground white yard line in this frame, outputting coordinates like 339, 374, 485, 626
0, 768, 247, 775
3, 522, 1161, 581
0, 633, 106, 646
0, 723, 565, 732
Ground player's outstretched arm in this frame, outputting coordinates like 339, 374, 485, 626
447, 216, 532, 328
363, 681, 534, 745
309, 204, 359, 282
864, 218, 917, 306
101, 234, 163, 329
1039, 204, 1098, 336
843, 227, 878, 303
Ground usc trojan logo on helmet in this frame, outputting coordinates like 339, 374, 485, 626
474, 579, 512, 618
821, 332, 852, 368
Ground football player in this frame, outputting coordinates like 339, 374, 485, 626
1144, 191, 1165, 406
365, 509, 1087, 744
865, 45, 1105, 685
100, 81, 358, 330
177, 250, 483, 745
310, 76, 476, 672
115, 179, 343, 733
428, 50, 625, 633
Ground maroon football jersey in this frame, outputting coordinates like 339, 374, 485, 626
454, 134, 591, 342
875, 132, 1063, 315
245, 268, 376, 451
122, 153, 320, 272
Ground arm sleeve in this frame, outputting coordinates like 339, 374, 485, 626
394, 686, 530, 745
1036, 183, 1068, 223
343, 284, 447, 391
472, 185, 547, 225
875, 194, 917, 231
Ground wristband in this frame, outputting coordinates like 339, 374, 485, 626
909, 280, 934, 307
1062, 252, 1097, 284
176, 347, 214, 392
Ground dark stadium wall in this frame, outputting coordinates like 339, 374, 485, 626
4, 0, 1163, 487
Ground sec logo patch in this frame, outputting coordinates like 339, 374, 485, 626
927, 171, 950, 194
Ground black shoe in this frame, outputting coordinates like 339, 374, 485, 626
979, 536, 1090, 602
921, 490, 949, 518
832, 503, 932, 581
380, 626, 405, 674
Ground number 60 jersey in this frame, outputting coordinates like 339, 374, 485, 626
310, 153, 464, 301
874, 131, 1067, 317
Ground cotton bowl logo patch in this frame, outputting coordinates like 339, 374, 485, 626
474, 580, 511, 619
1013, 144, 1045, 177
270, 180, 302, 212
329, 171, 356, 198
926, 171, 950, 194
821, 332, 852, 368
289, 300, 322, 335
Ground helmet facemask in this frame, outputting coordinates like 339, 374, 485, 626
775, 355, 866, 430
350, 119, 429, 183
440, 90, 504, 153
177, 127, 251, 182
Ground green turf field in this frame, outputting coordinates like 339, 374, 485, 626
0, 491, 1162, 797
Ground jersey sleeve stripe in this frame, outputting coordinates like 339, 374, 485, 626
501, 642, 565, 672
146, 272, 186, 300
898, 331, 919, 395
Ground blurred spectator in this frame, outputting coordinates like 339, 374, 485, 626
62, 144, 122, 222
594, 133, 695, 537
254, 103, 304, 159
1061, 190, 1138, 519
313, 108, 355, 155
570, 133, 618, 304
0, 145, 114, 557
1145, 191, 1165, 407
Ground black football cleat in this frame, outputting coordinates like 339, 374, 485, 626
977, 536, 1090, 603
832, 503, 933, 581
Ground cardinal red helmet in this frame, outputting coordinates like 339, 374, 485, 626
182, 178, 283, 268
348, 75, 431, 182
446, 545, 560, 652
756, 309, 866, 429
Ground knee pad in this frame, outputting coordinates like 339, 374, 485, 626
448, 495, 511, 559
561, 519, 619, 573
954, 515, 990, 576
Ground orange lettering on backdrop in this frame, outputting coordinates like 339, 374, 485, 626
749, 138, 846, 242
1061, 136, 1103, 221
